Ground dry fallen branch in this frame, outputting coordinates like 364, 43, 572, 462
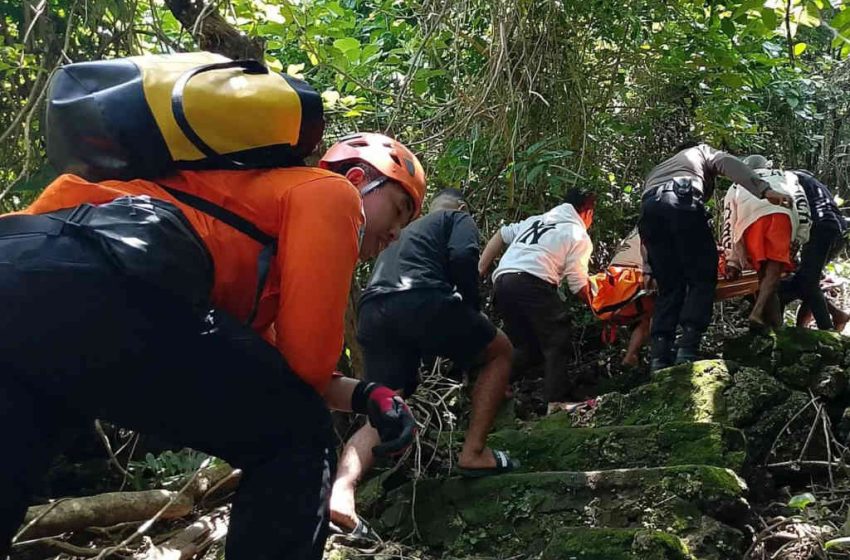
15, 462, 238, 542
18, 490, 194, 541
136, 506, 229, 560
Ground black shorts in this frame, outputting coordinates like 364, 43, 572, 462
357, 290, 497, 395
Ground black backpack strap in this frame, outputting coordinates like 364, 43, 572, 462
158, 184, 277, 325
170, 59, 268, 165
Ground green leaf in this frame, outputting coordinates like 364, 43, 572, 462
831, 9, 850, 31
761, 7, 778, 29
321, 89, 340, 108
799, 3, 821, 27
793, 42, 807, 56
286, 63, 304, 79
825, 537, 850, 550
327, 2, 345, 17
733, 0, 767, 21
788, 492, 816, 509
719, 73, 746, 87
721, 18, 736, 38
333, 37, 361, 53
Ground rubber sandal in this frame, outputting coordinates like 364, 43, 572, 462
328, 517, 381, 546
564, 399, 598, 413
548, 399, 598, 415
455, 449, 520, 478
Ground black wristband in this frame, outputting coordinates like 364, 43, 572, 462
351, 381, 377, 415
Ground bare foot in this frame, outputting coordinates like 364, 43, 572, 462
622, 353, 639, 367
748, 314, 771, 334
329, 485, 359, 531
457, 447, 497, 470
832, 310, 850, 334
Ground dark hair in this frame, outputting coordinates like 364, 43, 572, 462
563, 187, 596, 210
434, 188, 465, 201
431, 188, 470, 212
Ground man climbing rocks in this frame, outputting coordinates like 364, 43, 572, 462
639, 142, 792, 372
780, 167, 850, 331
0, 132, 424, 560
479, 188, 595, 415
722, 155, 811, 332
330, 188, 516, 534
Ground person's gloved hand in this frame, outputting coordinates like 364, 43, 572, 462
351, 382, 416, 457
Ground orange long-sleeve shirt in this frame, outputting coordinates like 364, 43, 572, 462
20, 169, 364, 393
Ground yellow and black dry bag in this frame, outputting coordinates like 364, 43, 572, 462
46, 51, 324, 181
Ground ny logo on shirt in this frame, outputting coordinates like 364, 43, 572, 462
516, 220, 556, 244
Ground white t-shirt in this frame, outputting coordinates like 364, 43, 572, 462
493, 203, 593, 294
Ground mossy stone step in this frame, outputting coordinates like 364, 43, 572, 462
576, 359, 822, 463
489, 420, 747, 471
541, 528, 697, 560
372, 466, 748, 559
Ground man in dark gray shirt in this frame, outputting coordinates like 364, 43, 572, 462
330, 189, 517, 535
639, 142, 791, 371
783, 169, 849, 330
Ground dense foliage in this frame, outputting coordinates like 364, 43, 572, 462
3, 0, 850, 262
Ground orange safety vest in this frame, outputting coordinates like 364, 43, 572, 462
17, 169, 364, 393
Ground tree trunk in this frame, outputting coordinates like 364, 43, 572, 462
164, 0, 265, 60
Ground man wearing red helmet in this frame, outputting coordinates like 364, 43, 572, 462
0, 133, 424, 559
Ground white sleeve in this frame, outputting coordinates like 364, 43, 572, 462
790, 175, 812, 246
500, 221, 522, 245
722, 188, 743, 270
565, 232, 592, 294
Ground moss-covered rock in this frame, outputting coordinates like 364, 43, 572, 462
372, 466, 747, 559
540, 528, 697, 560
571, 358, 824, 464
724, 366, 790, 427
743, 391, 819, 464
488, 421, 746, 471
722, 328, 849, 399
577, 360, 734, 428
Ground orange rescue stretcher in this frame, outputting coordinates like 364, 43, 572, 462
589, 267, 759, 328
589, 229, 761, 335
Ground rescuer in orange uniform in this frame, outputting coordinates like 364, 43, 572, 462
0, 133, 424, 560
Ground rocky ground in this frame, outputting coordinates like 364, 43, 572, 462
9, 328, 850, 560
335, 328, 850, 560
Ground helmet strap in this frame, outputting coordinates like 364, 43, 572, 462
359, 176, 389, 198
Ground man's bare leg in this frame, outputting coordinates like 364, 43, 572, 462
750, 261, 783, 327
457, 330, 513, 470
797, 300, 849, 332
622, 315, 651, 367
828, 300, 850, 332
329, 422, 381, 530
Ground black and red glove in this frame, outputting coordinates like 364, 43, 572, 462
351, 382, 416, 457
